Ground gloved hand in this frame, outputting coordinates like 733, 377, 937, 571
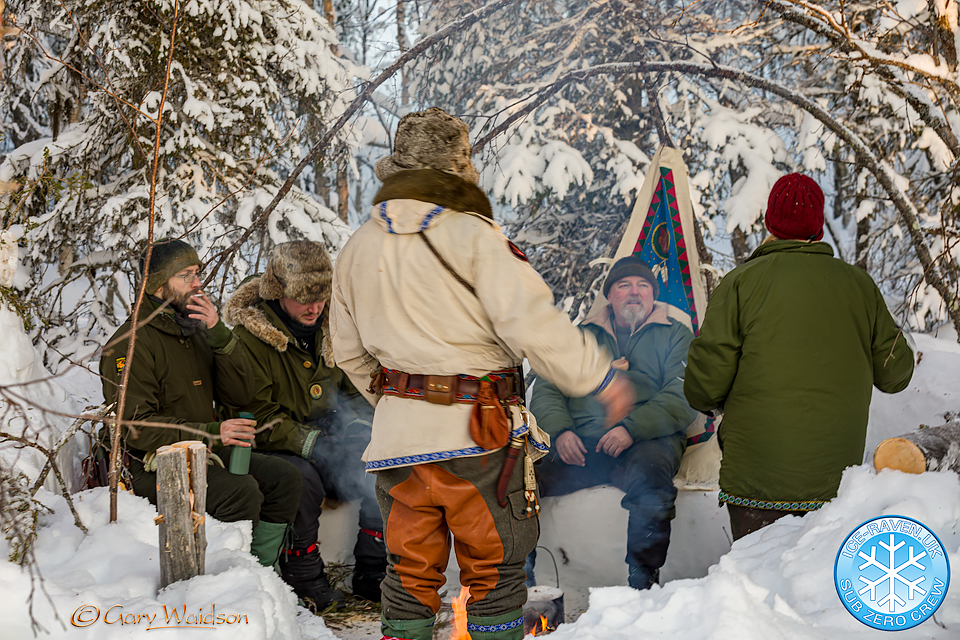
306, 411, 341, 436
299, 412, 341, 461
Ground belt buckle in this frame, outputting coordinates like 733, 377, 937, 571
423, 375, 456, 405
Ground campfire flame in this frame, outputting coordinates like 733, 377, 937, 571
531, 614, 552, 636
449, 586, 471, 640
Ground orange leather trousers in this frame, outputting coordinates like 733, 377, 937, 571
375, 448, 538, 633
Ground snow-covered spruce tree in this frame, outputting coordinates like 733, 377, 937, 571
751, 0, 960, 331
0, 0, 361, 368
407, 0, 786, 312
307, 0, 418, 225
409, 0, 960, 334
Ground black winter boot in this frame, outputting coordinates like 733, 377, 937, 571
280, 545, 345, 613
352, 558, 386, 602
628, 565, 660, 590
351, 528, 386, 602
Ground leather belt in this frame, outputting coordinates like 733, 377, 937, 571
376, 368, 521, 406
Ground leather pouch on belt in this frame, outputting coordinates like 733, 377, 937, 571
469, 380, 510, 449
424, 375, 456, 405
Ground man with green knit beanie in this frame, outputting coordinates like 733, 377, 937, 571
100, 238, 302, 570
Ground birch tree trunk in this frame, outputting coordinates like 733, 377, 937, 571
874, 420, 960, 475
398, 0, 409, 106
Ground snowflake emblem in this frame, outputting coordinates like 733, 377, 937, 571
857, 534, 927, 612
835, 515, 950, 631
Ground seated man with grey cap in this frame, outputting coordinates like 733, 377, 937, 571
529, 255, 697, 590
225, 241, 382, 612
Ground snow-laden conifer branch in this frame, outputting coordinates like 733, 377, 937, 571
766, 0, 960, 157
469, 57, 960, 336
205, 0, 517, 278
0, 430, 86, 533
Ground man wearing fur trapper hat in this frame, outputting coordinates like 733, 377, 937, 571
224, 241, 383, 611
685, 173, 915, 540
331, 107, 634, 640
529, 255, 697, 591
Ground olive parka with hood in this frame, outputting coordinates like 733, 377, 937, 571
683, 239, 915, 508
99, 296, 255, 454
530, 301, 697, 448
223, 278, 373, 458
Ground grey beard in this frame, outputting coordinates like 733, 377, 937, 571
618, 301, 647, 331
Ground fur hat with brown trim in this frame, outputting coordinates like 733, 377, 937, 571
224, 274, 335, 367
375, 107, 480, 185
259, 241, 332, 303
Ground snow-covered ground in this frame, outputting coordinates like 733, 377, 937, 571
0, 289, 958, 639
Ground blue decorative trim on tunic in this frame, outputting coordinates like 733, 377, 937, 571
590, 368, 616, 396
466, 617, 524, 633
380, 202, 395, 234
418, 206, 445, 231
366, 424, 534, 470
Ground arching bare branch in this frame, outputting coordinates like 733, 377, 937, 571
203, 0, 517, 280
470, 58, 960, 337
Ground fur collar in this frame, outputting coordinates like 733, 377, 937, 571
223, 277, 334, 367
373, 169, 493, 219
583, 301, 692, 339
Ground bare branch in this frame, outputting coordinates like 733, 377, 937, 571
29, 403, 113, 493
203, 0, 517, 280
0, 430, 87, 533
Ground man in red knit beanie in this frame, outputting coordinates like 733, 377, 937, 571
763, 173, 825, 241
684, 173, 914, 540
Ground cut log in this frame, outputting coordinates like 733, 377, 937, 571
156, 442, 207, 588
186, 442, 207, 575
874, 420, 960, 475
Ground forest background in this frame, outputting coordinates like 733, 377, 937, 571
0, 0, 959, 618
3, 0, 960, 366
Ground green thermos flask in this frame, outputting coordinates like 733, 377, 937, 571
229, 411, 254, 475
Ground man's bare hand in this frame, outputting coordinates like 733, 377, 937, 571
596, 372, 635, 428
611, 357, 629, 371
220, 417, 256, 447
597, 425, 634, 458
186, 291, 220, 329
556, 430, 587, 466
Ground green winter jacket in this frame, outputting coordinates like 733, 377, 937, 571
99, 297, 255, 454
684, 240, 915, 509
530, 302, 697, 446
223, 278, 373, 457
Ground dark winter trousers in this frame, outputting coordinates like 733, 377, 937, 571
264, 452, 385, 563
302, 425, 386, 564
375, 448, 539, 640
536, 433, 683, 578
726, 504, 808, 541
129, 448, 302, 526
